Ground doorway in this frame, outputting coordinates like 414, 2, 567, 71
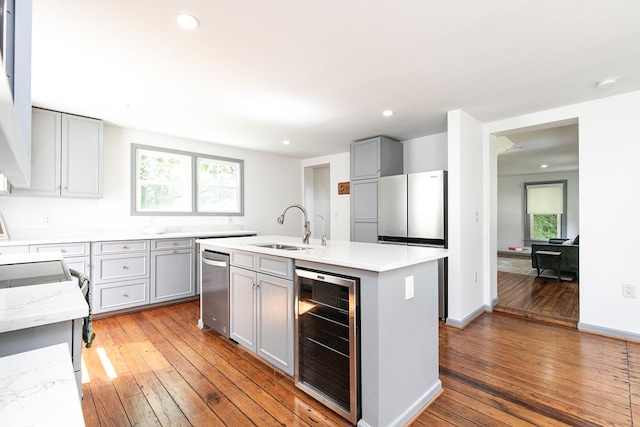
303, 164, 331, 240
493, 121, 579, 326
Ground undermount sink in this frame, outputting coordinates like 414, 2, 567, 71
252, 243, 308, 251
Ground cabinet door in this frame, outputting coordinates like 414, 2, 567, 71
350, 178, 378, 221
350, 138, 380, 180
13, 109, 61, 196
257, 273, 294, 376
62, 114, 103, 198
230, 266, 257, 352
65, 257, 90, 276
352, 222, 379, 243
151, 249, 195, 303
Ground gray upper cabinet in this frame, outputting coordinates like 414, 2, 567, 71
350, 136, 403, 242
350, 136, 403, 181
12, 108, 103, 198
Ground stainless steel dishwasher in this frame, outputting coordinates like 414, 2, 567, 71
201, 250, 230, 338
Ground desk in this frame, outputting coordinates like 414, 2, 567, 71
535, 250, 562, 281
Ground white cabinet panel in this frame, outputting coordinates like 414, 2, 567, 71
13, 108, 103, 198
257, 254, 293, 280
94, 253, 149, 283
230, 266, 257, 351
257, 273, 294, 376
151, 249, 195, 302
94, 240, 149, 255
93, 279, 149, 313
0, 245, 29, 255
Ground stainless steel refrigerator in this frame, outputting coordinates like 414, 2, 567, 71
378, 170, 448, 319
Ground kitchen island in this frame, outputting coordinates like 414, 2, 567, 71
197, 235, 447, 427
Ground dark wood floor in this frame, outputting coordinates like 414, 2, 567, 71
495, 254, 579, 327
81, 301, 638, 426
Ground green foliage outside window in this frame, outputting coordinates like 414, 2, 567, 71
532, 214, 559, 239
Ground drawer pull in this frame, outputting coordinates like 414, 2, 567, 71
61, 249, 66, 253
122, 265, 129, 270
173, 242, 179, 246
122, 293, 129, 298
123, 245, 129, 250
173, 250, 179, 254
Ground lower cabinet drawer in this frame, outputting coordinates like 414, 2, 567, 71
93, 279, 149, 313
94, 253, 149, 283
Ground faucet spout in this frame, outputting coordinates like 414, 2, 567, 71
277, 204, 311, 244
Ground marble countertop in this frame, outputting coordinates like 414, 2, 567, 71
0, 228, 258, 247
0, 343, 85, 426
0, 280, 89, 333
197, 235, 448, 273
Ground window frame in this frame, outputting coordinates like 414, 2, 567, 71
131, 144, 244, 216
523, 180, 567, 245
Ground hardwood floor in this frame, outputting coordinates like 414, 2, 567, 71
81, 301, 638, 426
495, 254, 579, 327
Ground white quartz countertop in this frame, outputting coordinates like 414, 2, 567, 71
0, 229, 258, 247
0, 343, 85, 426
197, 235, 448, 272
0, 281, 89, 333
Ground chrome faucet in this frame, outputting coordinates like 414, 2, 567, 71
314, 215, 327, 246
277, 204, 311, 244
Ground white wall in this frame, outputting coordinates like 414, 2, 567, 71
402, 132, 448, 173
498, 171, 579, 250
0, 125, 303, 238
301, 152, 350, 241
447, 110, 485, 326
486, 89, 640, 339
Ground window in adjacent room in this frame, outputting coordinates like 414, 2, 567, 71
524, 181, 567, 241
132, 144, 244, 215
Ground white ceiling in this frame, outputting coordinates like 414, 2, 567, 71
30, 0, 640, 160
497, 124, 579, 177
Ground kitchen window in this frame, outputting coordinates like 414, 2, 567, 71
132, 144, 244, 215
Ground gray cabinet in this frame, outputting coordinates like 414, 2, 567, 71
350, 136, 403, 242
12, 108, 103, 198
29, 242, 90, 276
229, 251, 294, 375
91, 240, 150, 314
151, 238, 195, 303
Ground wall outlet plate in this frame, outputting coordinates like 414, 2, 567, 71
622, 283, 637, 298
405, 276, 414, 300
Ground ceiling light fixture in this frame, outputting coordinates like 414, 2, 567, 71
382, 110, 394, 117
177, 14, 199, 30
282, 140, 291, 145
541, 164, 548, 168
596, 76, 619, 89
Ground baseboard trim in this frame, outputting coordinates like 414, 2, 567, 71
578, 322, 640, 342
446, 305, 486, 329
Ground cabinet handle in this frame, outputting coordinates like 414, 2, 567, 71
122, 265, 129, 269
123, 245, 129, 250
61, 249, 66, 253
173, 250, 179, 254
172, 242, 179, 246
122, 293, 129, 298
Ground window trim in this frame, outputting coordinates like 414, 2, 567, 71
131, 144, 244, 216
523, 180, 567, 244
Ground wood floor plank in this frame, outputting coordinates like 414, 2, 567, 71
165, 302, 350, 426
80, 300, 637, 427
135, 309, 286, 427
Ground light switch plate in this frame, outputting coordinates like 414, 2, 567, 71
405, 276, 414, 300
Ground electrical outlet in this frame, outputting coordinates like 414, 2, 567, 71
405, 276, 414, 300
623, 283, 637, 298
474, 272, 478, 283
43, 214, 53, 225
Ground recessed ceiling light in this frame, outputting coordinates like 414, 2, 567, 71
382, 110, 394, 117
177, 14, 199, 30
541, 164, 548, 168
282, 140, 291, 145
596, 76, 619, 89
